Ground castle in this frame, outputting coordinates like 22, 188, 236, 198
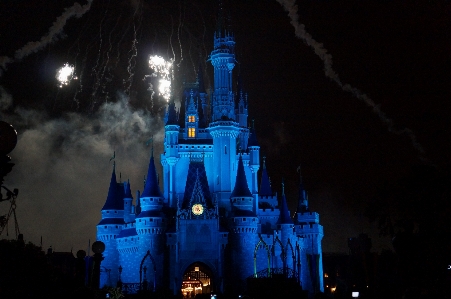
96, 9, 324, 297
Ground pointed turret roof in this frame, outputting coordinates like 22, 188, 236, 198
248, 120, 259, 147
124, 179, 133, 199
102, 163, 124, 210
166, 98, 178, 125
277, 180, 293, 224
296, 165, 309, 212
231, 155, 252, 198
141, 150, 163, 198
215, 0, 231, 36
135, 190, 141, 215
187, 90, 197, 114
182, 159, 213, 209
259, 157, 272, 196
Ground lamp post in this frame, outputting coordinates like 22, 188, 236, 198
117, 265, 123, 289
91, 241, 105, 289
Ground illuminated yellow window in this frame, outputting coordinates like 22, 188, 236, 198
188, 115, 195, 122
188, 127, 196, 138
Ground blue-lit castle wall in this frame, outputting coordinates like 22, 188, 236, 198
96, 19, 324, 297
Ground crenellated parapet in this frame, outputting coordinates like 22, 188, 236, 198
117, 223, 139, 254
208, 121, 240, 134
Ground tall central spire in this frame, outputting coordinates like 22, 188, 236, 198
209, 0, 236, 121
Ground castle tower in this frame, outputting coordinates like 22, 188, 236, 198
135, 150, 167, 291
97, 162, 124, 287
123, 180, 134, 223
258, 157, 280, 234
208, 6, 241, 208
276, 181, 295, 273
295, 178, 324, 294
163, 98, 180, 207
235, 78, 249, 150
247, 122, 260, 211
228, 155, 257, 293
197, 61, 208, 124
210, 2, 235, 122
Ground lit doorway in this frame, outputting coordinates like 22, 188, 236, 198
181, 262, 213, 298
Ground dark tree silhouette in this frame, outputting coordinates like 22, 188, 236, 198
366, 164, 451, 298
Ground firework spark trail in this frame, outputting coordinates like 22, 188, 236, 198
74, 43, 95, 110
124, 1, 143, 96
90, 1, 111, 106
276, 0, 425, 156
125, 25, 139, 96
99, 17, 120, 103
176, 2, 185, 68
113, 15, 131, 72
0, 0, 94, 73
169, 15, 176, 64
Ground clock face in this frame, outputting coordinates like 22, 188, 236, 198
191, 203, 204, 216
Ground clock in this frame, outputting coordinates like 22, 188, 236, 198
191, 203, 204, 216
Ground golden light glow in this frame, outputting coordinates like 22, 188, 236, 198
188, 127, 196, 138
188, 115, 195, 122
331, 287, 336, 293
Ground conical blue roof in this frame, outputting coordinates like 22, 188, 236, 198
248, 126, 259, 147
102, 164, 124, 210
166, 99, 178, 125
135, 190, 141, 215
297, 182, 309, 212
277, 193, 293, 225
259, 158, 272, 196
182, 160, 213, 209
231, 155, 252, 198
141, 153, 163, 198
124, 179, 133, 199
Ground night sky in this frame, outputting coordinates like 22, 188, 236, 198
0, 0, 450, 253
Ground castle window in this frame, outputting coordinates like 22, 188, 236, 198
188, 115, 195, 122
188, 127, 196, 138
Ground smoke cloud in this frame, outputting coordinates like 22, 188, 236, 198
0, 94, 164, 251
276, 0, 425, 156
0, 0, 94, 73
0, 86, 13, 111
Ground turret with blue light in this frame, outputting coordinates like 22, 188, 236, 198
97, 162, 125, 287
228, 154, 258, 293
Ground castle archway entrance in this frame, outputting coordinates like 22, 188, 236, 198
181, 262, 214, 298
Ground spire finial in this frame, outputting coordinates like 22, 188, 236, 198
263, 156, 266, 169
109, 151, 115, 163
146, 136, 154, 157
297, 164, 302, 184
252, 119, 255, 129
282, 178, 285, 196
